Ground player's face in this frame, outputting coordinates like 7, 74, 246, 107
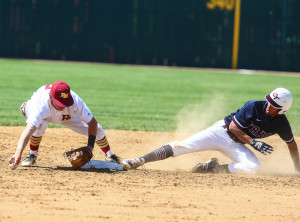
266, 103, 279, 117
50, 96, 65, 111
53, 103, 65, 111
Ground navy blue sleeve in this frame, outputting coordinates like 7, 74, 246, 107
232, 102, 254, 128
276, 117, 294, 143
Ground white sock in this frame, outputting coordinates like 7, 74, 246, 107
106, 150, 113, 157
30, 150, 38, 157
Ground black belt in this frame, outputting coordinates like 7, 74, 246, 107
222, 125, 245, 144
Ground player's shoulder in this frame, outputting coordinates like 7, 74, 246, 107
69, 90, 86, 108
243, 100, 266, 108
70, 89, 78, 97
30, 85, 49, 102
70, 90, 81, 103
245, 100, 265, 105
35, 85, 48, 92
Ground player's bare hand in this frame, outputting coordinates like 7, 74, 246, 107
9, 155, 19, 169
250, 139, 274, 155
9, 149, 23, 169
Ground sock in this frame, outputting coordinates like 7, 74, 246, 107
141, 144, 174, 163
29, 136, 42, 156
30, 150, 38, 156
96, 136, 111, 156
105, 150, 113, 157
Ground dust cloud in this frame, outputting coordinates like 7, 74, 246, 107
144, 94, 228, 171
175, 94, 226, 134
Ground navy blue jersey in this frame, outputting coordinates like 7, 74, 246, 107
224, 100, 294, 143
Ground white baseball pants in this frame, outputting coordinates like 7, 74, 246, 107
169, 120, 260, 174
32, 114, 106, 141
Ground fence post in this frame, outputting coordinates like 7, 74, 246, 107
231, 0, 241, 69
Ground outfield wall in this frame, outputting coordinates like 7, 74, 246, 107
0, 0, 299, 72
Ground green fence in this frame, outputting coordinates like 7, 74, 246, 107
0, 0, 299, 71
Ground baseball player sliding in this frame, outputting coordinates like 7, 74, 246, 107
9, 81, 120, 169
123, 88, 300, 174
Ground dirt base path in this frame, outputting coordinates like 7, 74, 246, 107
1, 127, 300, 222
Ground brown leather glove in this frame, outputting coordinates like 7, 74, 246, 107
64, 146, 93, 170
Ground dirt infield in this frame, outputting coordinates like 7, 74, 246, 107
1, 127, 300, 222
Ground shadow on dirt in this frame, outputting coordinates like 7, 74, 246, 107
56, 166, 124, 174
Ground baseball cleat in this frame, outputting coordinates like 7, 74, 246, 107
122, 158, 145, 170
21, 154, 37, 167
105, 154, 121, 164
191, 158, 219, 173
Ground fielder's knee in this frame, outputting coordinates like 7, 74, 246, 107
95, 125, 106, 141
32, 121, 47, 137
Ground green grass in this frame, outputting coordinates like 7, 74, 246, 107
0, 59, 299, 134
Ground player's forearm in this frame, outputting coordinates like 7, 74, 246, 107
16, 123, 37, 151
287, 141, 300, 171
87, 117, 98, 136
229, 121, 252, 144
87, 117, 98, 148
291, 153, 300, 171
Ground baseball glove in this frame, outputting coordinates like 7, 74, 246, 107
64, 146, 93, 170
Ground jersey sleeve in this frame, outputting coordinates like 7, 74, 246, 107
25, 86, 51, 128
26, 104, 49, 128
276, 117, 294, 143
232, 102, 253, 128
26, 110, 43, 128
72, 92, 94, 123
